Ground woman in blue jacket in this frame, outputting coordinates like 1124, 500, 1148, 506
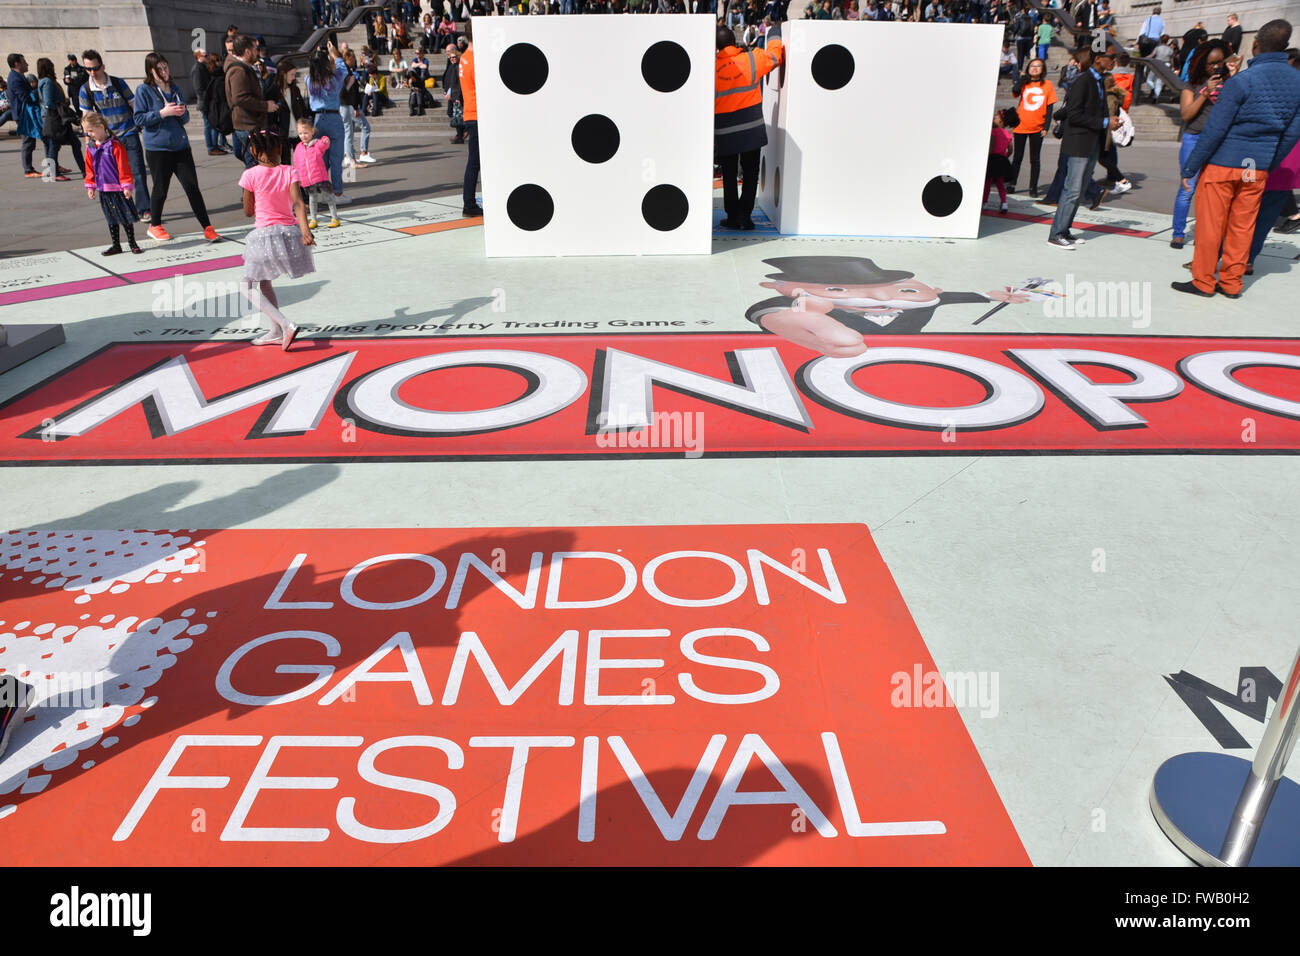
306, 41, 351, 203
134, 52, 221, 242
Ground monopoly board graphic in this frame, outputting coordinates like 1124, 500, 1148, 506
1, 333, 1298, 464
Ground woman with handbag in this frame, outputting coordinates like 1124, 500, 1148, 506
444, 41, 465, 144
36, 58, 84, 180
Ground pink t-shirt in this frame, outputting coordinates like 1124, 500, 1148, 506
990, 127, 1014, 158
238, 163, 300, 230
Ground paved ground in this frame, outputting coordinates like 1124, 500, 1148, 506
1, 96, 1298, 866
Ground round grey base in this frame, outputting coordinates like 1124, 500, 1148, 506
1150, 752, 1300, 867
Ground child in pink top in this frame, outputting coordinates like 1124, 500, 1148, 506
985, 108, 1017, 214
294, 118, 338, 228
237, 129, 315, 351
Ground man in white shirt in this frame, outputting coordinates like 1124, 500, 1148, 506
1138, 5, 1164, 55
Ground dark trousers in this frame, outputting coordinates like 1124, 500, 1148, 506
462, 120, 480, 210
719, 148, 760, 223
145, 147, 211, 229
1015, 37, 1032, 73
1010, 131, 1043, 191
41, 134, 86, 175
1250, 189, 1290, 264
20, 134, 37, 174
1045, 147, 1068, 203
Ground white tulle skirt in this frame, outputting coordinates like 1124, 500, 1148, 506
241, 223, 315, 282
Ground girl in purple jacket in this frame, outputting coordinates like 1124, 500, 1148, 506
81, 111, 142, 255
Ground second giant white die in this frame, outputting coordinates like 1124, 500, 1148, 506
758, 21, 1004, 239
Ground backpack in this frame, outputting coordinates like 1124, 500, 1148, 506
209, 78, 234, 135
1112, 107, 1134, 146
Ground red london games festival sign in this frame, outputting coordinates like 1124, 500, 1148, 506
0, 525, 1028, 865
0, 333, 1298, 463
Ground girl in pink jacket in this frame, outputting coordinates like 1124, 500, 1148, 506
294, 118, 338, 228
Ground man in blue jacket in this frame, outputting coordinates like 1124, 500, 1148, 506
1174, 19, 1300, 298
6, 53, 39, 176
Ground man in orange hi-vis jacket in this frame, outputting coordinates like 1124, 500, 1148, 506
715, 24, 784, 230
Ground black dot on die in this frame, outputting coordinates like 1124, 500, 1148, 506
499, 43, 548, 95
507, 184, 554, 231
642, 40, 691, 93
571, 114, 620, 164
642, 184, 689, 232
811, 44, 854, 90
921, 176, 963, 217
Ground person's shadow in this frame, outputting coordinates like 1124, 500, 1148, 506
0, 527, 576, 807
435, 762, 840, 865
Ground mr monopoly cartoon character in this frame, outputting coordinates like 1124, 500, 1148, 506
747, 256, 1032, 357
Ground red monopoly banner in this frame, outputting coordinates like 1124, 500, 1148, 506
0, 524, 1028, 865
0, 334, 1298, 463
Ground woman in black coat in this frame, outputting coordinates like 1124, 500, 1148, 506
266, 64, 309, 163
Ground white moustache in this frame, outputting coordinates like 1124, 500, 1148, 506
812, 296, 942, 311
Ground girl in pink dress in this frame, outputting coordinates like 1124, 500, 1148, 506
238, 129, 315, 350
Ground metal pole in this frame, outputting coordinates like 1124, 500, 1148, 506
1219, 645, 1300, 866
1150, 644, 1300, 867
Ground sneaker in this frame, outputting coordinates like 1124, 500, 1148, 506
251, 332, 283, 346
327, 218, 341, 228
358, 153, 377, 163
1111, 181, 1132, 195
1088, 188, 1108, 211
203, 226, 222, 242
24, 171, 41, 178
0, 676, 33, 760
1063, 231, 1085, 245
147, 225, 171, 242
282, 324, 299, 351
463, 205, 484, 217
1047, 236, 1075, 249
334, 194, 353, 205
1029, 187, 1041, 198
999, 202, 1008, 214
342, 157, 356, 168
308, 218, 319, 230
1170, 279, 1214, 297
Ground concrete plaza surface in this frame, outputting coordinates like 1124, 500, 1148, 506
0, 171, 1298, 866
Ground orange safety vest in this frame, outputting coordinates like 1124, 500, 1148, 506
714, 37, 783, 155
460, 44, 477, 122
1112, 71, 1133, 111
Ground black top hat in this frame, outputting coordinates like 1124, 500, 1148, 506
762, 256, 914, 285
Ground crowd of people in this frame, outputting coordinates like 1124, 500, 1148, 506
2, 2, 1298, 343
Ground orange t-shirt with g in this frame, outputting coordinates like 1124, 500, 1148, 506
1013, 80, 1057, 134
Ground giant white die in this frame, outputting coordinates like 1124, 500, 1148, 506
473, 16, 715, 257
758, 22, 1004, 239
